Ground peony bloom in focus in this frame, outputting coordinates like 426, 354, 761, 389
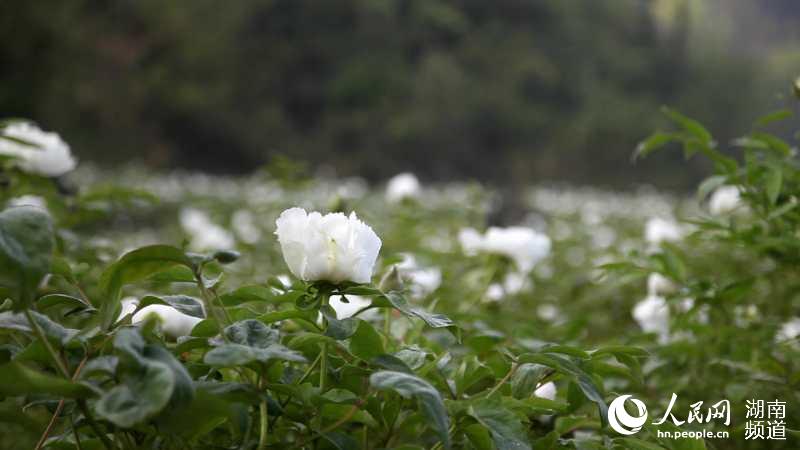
459, 226, 551, 273
708, 185, 744, 216
385, 172, 421, 203
0, 122, 77, 176
275, 207, 381, 284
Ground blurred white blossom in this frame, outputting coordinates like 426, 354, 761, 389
0, 122, 76, 176
459, 226, 551, 273
396, 254, 442, 297
232, 209, 262, 244
708, 185, 744, 215
644, 217, 685, 246
7, 195, 47, 210
534, 381, 557, 400
776, 317, 800, 342
275, 207, 381, 284
633, 294, 670, 343
180, 208, 235, 251
385, 172, 421, 203
646, 273, 677, 296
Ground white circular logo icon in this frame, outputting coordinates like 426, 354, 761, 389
608, 395, 648, 435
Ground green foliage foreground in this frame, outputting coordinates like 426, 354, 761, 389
0, 102, 799, 449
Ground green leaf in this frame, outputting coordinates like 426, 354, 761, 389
765, 165, 783, 205
204, 343, 306, 367
349, 319, 384, 361
0, 311, 80, 346
696, 175, 728, 202
370, 371, 450, 449
98, 245, 193, 330
95, 360, 175, 428
517, 353, 607, 425
0, 207, 55, 307
0, 361, 94, 398
224, 319, 279, 348
754, 109, 792, 128
138, 294, 205, 319
37, 293, 95, 313
633, 132, 680, 160
661, 107, 712, 143
511, 363, 549, 399
378, 291, 454, 328
468, 397, 531, 450
320, 305, 358, 340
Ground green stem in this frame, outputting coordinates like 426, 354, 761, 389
23, 309, 69, 378
319, 343, 328, 393
383, 308, 391, 337
258, 399, 269, 450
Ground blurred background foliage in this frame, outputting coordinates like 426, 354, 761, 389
1, 0, 799, 189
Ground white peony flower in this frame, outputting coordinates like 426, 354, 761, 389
0, 122, 76, 176
118, 297, 139, 319
7, 195, 47, 210
396, 254, 442, 297
776, 317, 800, 342
459, 226, 551, 273
632, 294, 670, 342
179, 208, 235, 251
231, 209, 262, 244
646, 273, 677, 296
329, 294, 373, 319
385, 173, 421, 203
275, 207, 382, 284
644, 217, 685, 246
457, 228, 485, 255
534, 381, 557, 400
132, 304, 203, 338
708, 185, 744, 215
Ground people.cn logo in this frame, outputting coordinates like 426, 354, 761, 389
608, 395, 649, 435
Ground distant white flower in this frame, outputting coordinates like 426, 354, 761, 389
537, 304, 561, 321
118, 297, 203, 338
7, 195, 47, 210
275, 207, 381, 284
118, 297, 139, 319
708, 185, 744, 215
776, 317, 800, 342
459, 226, 551, 273
485, 283, 504, 302
458, 228, 485, 255
396, 254, 442, 297
133, 305, 203, 338
329, 295, 372, 319
385, 173, 421, 203
646, 273, 677, 296
644, 217, 684, 246
0, 122, 76, 176
231, 209, 261, 244
632, 295, 670, 342
534, 381, 557, 400
179, 208, 235, 251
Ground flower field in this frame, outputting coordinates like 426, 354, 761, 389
0, 108, 798, 449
